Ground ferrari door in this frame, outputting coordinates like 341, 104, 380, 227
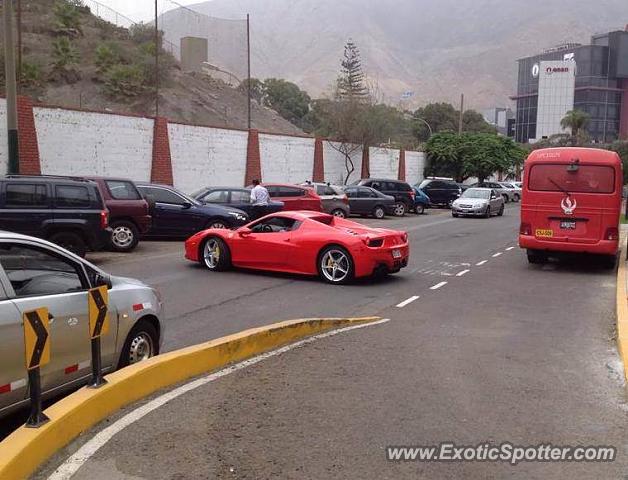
230, 217, 298, 270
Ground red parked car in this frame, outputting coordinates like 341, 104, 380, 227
184, 211, 410, 284
263, 183, 323, 211
86, 177, 152, 252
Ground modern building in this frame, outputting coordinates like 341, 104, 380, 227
482, 107, 515, 136
512, 27, 628, 143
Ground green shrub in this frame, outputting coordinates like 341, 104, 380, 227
51, 37, 80, 70
20, 61, 44, 87
104, 64, 146, 97
95, 42, 124, 73
53, 1, 83, 35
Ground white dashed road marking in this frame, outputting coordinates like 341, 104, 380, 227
430, 281, 448, 290
492, 252, 503, 258
506, 247, 515, 251
396, 296, 420, 308
456, 269, 470, 277
476, 260, 488, 266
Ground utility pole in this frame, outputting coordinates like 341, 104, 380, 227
458, 93, 464, 135
4, 0, 20, 174
16, 0, 22, 93
246, 13, 251, 130
154, 0, 159, 117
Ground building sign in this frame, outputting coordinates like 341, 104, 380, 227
532, 63, 540, 78
545, 66, 570, 75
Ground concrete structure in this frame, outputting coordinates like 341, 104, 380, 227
535, 61, 576, 140
513, 28, 628, 143
0, 98, 425, 193
180, 37, 208, 73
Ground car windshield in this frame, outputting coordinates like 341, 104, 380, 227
461, 189, 490, 199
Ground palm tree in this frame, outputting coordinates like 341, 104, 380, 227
560, 110, 590, 145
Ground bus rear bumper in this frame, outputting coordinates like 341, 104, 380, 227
519, 236, 618, 255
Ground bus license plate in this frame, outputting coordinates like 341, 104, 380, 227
560, 221, 576, 230
535, 229, 553, 238
392, 249, 402, 259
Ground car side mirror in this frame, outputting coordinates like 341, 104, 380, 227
182, 201, 192, 209
95, 273, 112, 289
238, 227, 252, 237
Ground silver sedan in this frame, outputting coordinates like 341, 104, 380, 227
451, 188, 505, 218
0, 232, 163, 418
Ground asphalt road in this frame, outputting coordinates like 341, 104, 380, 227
28, 205, 628, 478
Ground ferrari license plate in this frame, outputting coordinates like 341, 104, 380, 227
535, 229, 553, 238
560, 221, 576, 230
392, 249, 402, 259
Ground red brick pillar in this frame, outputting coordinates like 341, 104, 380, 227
17, 96, 41, 174
245, 129, 262, 186
151, 117, 173, 185
361, 145, 370, 178
313, 137, 324, 182
397, 149, 406, 181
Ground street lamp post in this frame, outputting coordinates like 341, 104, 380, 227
415, 117, 433, 139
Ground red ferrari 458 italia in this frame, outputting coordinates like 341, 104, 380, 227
184, 211, 410, 284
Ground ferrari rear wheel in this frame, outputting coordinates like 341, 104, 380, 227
201, 237, 231, 271
318, 246, 354, 285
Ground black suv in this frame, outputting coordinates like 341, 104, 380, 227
353, 179, 415, 216
0, 176, 112, 257
417, 178, 462, 207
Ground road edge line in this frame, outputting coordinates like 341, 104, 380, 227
616, 235, 628, 382
0, 316, 380, 480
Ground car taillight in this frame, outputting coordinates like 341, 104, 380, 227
342, 195, 349, 205
363, 237, 384, 247
520, 222, 531, 235
410, 191, 415, 200
605, 227, 619, 241
100, 210, 109, 229
401, 233, 408, 243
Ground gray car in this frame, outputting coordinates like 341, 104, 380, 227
451, 188, 505, 218
0, 232, 163, 418
301, 182, 350, 218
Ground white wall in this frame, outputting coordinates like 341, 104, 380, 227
34, 107, 153, 180
259, 134, 314, 184
0, 99, 7, 176
369, 147, 399, 179
323, 141, 363, 185
406, 151, 426, 185
168, 123, 248, 193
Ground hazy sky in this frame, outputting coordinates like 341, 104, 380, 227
96, 0, 202, 22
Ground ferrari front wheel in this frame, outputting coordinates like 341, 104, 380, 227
201, 237, 231, 271
318, 246, 354, 285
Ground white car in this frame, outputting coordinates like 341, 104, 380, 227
451, 188, 505, 218
498, 182, 521, 202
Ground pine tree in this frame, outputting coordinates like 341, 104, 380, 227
337, 40, 369, 101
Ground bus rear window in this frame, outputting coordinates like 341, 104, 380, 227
528, 164, 615, 194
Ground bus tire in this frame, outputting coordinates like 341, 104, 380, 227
527, 249, 547, 264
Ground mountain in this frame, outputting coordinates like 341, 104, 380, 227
160, 0, 628, 109
4, 0, 303, 135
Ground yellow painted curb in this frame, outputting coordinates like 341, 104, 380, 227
616, 236, 628, 382
0, 316, 380, 480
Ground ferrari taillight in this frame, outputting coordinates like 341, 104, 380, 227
366, 238, 384, 247
401, 233, 408, 243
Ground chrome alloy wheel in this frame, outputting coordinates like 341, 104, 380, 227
112, 225, 134, 248
203, 238, 221, 269
210, 222, 227, 229
128, 332, 154, 364
320, 249, 350, 283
